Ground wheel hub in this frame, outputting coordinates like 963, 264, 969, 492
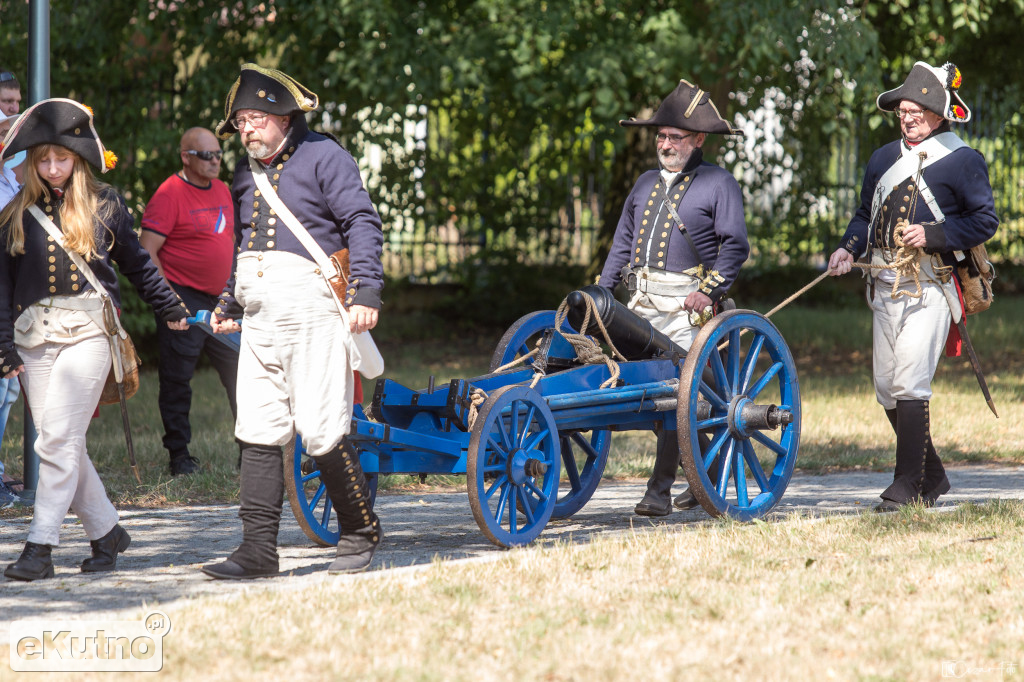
507, 448, 548, 485
728, 396, 793, 439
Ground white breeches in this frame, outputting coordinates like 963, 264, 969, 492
870, 280, 951, 409
233, 251, 354, 456
19, 334, 118, 546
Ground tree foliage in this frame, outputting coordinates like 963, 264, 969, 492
0, 0, 1021, 330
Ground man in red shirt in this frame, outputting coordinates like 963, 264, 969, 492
141, 127, 238, 475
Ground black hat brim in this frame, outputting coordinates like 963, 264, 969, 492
216, 64, 319, 139
1, 98, 107, 171
620, 79, 742, 135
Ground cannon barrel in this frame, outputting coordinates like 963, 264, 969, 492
566, 285, 685, 361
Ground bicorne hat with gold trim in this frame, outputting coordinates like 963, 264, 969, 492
1, 98, 114, 172
216, 63, 319, 139
877, 61, 971, 123
620, 79, 743, 135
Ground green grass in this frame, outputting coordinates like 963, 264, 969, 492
2, 297, 1022, 509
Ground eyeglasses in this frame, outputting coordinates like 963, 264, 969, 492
184, 150, 223, 161
656, 132, 693, 144
895, 108, 926, 121
231, 112, 270, 129
0, 72, 16, 83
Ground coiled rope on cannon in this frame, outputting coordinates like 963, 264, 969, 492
466, 290, 629, 428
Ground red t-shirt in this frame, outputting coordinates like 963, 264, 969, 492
141, 174, 235, 295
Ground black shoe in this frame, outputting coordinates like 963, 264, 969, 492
634, 493, 672, 517
81, 524, 131, 573
201, 559, 279, 580
673, 490, 700, 510
5, 542, 54, 581
170, 454, 200, 476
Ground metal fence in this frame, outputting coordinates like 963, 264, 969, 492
376, 96, 1023, 281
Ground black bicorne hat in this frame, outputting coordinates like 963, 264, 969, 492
216, 63, 319, 139
620, 79, 742, 135
1, 98, 111, 172
877, 61, 971, 123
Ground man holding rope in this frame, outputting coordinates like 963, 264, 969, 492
828, 61, 998, 511
599, 79, 749, 517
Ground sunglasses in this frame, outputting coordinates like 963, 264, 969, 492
184, 150, 223, 161
0, 72, 16, 84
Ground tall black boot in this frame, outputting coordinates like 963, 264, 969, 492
884, 407, 898, 434
5, 542, 54, 581
202, 444, 283, 580
634, 430, 679, 517
877, 399, 929, 511
884, 407, 904, 482
919, 401, 950, 505
314, 439, 381, 574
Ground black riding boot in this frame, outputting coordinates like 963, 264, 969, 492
81, 524, 131, 573
315, 439, 381, 574
877, 399, 930, 511
919, 401, 950, 505
5, 541, 54, 581
635, 430, 679, 517
884, 407, 905, 482
202, 444, 284, 579
884, 407, 898, 434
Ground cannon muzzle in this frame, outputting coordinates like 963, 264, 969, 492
566, 285, 686, 361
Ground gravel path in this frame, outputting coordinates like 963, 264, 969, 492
2, 463, 1022, 641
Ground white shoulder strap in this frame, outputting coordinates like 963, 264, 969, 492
247, 159, 353, 325
869, 132, 968, 228
247, 158, 342, 280
27, 203, 127, 380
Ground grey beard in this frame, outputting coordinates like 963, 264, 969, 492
245, 141, 274, 159
658, 150, 685, 172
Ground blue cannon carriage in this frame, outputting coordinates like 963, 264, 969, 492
280, 285, 802, 549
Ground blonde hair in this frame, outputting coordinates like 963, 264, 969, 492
1, 144, 118, 258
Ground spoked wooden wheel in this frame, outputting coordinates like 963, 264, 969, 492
492, 311, 611, 518
467, 385, 561, 547
677, 310, 801, 521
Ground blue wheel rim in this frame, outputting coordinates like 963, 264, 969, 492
493, 311, 611, 519
678, 310, 801, 521
468, 385, 561, 547
490, 310, 573, 372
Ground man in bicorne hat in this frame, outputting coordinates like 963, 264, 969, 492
202, 64, 385, 579
599, 79, 750, 517
828, 61, 998, 511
